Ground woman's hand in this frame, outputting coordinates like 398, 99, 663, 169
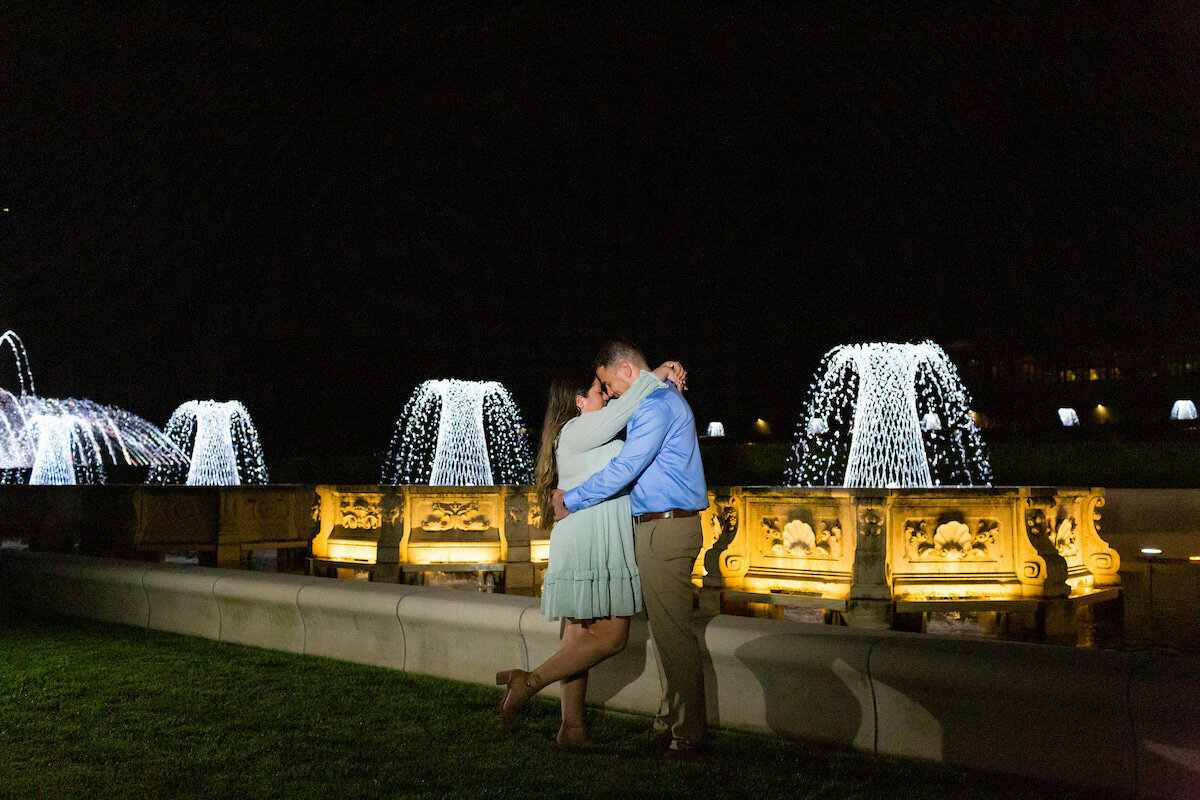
653, 361, 688, 392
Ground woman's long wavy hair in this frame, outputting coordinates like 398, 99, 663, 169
535, 372, 598, 530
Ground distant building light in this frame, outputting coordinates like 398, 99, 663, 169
1058, 408, 1080, 427
706, 421, 725, 437
755, 418, 771, 436
1094, 404, 1110, 423
1141, 547, 1163, 555
806, 417, 828, 436
919, 412, 942, 432
1171, 400, 1197, 421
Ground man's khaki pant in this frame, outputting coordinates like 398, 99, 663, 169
634, 515, 705, 746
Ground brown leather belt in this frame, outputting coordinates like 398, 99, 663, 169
633, 509, 699, 525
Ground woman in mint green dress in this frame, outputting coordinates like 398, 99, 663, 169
496, 360, 686, 747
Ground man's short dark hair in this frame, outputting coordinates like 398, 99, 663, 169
593, 341, 647, 371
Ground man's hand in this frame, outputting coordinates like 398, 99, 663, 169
552, 489, 569, 521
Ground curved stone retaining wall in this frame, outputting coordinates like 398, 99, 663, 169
0, 551, 1195, 800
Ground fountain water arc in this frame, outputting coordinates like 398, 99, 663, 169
4, 397, 190, 485
0, 332, 190, 484
0, 330, 36, 396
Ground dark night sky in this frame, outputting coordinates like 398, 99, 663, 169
2, 4, 1198, 473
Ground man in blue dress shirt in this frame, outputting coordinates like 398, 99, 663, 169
552, 341, 709, 755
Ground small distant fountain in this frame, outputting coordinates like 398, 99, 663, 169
147, 401, 269, 485
1171, 400, 1197, 421
788, 341, 992, 488
381, 379, 532, 486
0, 331, 189, 485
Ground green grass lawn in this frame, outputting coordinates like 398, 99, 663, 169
0, 608, 1099, 800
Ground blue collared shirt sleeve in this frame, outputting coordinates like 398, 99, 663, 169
563, 394, 671, 513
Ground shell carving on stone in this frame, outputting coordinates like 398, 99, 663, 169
766, 517, 838, 558
932, 521, 973, 559
910, 519, 995, 560
779, 520, 815, 555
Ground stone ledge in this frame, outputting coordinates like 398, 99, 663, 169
1, 550, 1195, 800
723, 589, 848, 610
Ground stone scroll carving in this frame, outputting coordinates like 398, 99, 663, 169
244, 494, 291, 522
703, 502, 742, 581
337, 495, 399, 530
511, 500, 542, 531
1083, 494, 1118, 576
420, 501, 491, 532
1023, 505, 1069, 595
405, 493, 501, 546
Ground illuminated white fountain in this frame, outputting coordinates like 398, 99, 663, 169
1171, 400, 1197, 421
28, 415, 84, 485
381, 379, 532, 486
788, 341, 992, 488
147, 400, 269, 485
0, 332, 31, 483
0, 331, 189, 485
0, 330, 35, 396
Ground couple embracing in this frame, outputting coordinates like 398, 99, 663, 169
495, 341, 709, 757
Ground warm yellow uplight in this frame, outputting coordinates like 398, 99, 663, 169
406, 544, 501, 564
1189, 555, 1200, 562
755, 418, 771, 435
896, 583, 1025, 602
736, 575, 852, 600
326, 542, 377, 563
